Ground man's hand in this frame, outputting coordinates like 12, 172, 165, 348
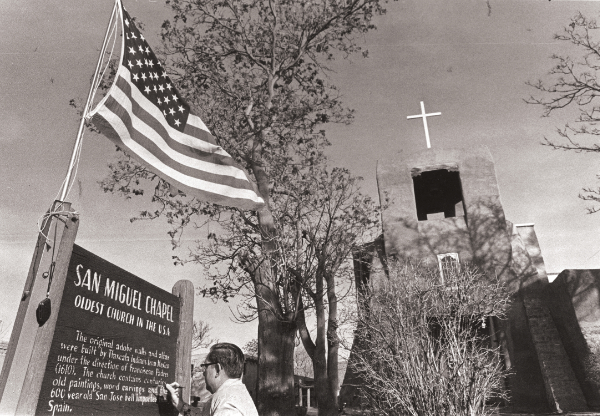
164, 382, 184, 413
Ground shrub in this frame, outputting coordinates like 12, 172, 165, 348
350, 259, 510, 416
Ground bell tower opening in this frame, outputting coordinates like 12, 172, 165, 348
412, 167, 464, 221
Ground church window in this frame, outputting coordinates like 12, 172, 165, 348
412, 167, 465, 221
437, 253, 459, 284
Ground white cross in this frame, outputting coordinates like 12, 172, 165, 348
407, 101, 441, 149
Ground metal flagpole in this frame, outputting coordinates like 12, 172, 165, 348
57, 0, 120, 202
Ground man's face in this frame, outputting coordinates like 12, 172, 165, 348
203, 360, 219, 394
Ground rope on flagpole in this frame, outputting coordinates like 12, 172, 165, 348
37, 206, 75, 246
55, 13, 119, 205
57, 0, 120, 203
88, 16, 119, 117
37, 1, 119, 238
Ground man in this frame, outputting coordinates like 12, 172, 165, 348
165, 343, 258, 416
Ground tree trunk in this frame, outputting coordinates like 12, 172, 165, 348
251, 164, 297, 414
255, 266, 297, 416
313, 345, 337, 416
312, 272, 338, 416
326, 272, 339, 414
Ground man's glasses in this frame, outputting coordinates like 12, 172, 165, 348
199, 362, 218, 370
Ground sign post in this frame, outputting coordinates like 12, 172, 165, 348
0, 207, 193, 416
0, 202, 79, 416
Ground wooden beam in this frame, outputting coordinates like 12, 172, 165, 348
172, 280, 194, 404
0, 202, 79, 415
15, 208, 79, 415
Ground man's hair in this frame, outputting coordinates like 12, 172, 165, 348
207, 343, 245, 379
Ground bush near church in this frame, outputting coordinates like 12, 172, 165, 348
350, 259, 511, 416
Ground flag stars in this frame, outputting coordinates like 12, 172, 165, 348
122, 12, 191, 130
98, 12, 268, 208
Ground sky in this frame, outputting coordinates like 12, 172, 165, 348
1, 0, 600, 348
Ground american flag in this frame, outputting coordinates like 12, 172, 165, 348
88, 0, 265, 211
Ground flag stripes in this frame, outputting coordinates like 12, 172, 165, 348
92, 70, 264, 204
88, 1, 264, 210
184, 114, 216, 146
110, 74, 241, 172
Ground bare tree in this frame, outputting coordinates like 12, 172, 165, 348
192, 320, 214, 350
243, 338, 258, 359
350, 259, 510, 416
526, 12, 600, 213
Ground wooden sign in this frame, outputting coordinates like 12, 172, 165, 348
0, 205, 192, 415
34, 244, 181, 416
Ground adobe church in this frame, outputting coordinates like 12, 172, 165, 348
341, 145, 600, 413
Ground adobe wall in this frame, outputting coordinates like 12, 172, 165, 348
342, 146, 593, 412
376, 146, 513, 286
505, 222, 554, 411
339, 236, 387, 408
549, 269, 600, 409
375, 147, 555, 412
510, 225, 588, 411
